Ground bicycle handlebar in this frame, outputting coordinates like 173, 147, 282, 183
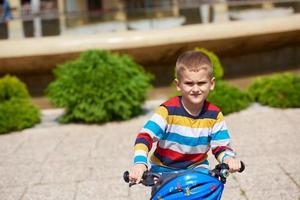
239, 161, 245, 173
123, 170, 161, 187
124, 161, 245, 186
123, 171, 130, 183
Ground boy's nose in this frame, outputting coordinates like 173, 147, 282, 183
191, 85, 200, 92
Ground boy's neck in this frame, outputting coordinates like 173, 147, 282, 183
181, 97, 204, 117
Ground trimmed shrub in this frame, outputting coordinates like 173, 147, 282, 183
195, 47, 224, 80
207, 81, 251, 115
0, 75, 40, 134
47, 50, 153, 123
248, 73, 300, 108
0, 99, 40, 134
0, 75, 30, 102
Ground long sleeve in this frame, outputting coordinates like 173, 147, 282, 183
133, 106, 168, 166
210, 112, 236, 163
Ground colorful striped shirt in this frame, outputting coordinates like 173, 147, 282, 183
133, 96, 235, 172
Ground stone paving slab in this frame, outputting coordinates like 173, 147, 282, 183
22, 183, 76, 200
0, 186, 26, 200
0, 101, 299, 200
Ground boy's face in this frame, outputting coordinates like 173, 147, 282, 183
175, 68, 215, 106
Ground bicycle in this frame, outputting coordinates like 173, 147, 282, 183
123, 162, 245, 200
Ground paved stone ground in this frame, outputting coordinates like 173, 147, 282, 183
0, 100, 299, 200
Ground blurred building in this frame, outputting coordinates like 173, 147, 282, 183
0, 0, 299, 95
1, 0, 298, 40
0, 0, 184, 39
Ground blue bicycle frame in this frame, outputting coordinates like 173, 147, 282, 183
151, 169, 224, 200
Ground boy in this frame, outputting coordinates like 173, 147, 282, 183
129, 50, 241, 184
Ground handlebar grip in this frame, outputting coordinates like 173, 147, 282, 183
123, 171, 129, 183
239, 161, 245, 173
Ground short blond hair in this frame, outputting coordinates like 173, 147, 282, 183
175, 51, 213, 79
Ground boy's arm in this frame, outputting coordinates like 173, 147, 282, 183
130, 106, 168, 182
210, 112, 236, 164
133, 106, 168, 165
210, 112, 242, 172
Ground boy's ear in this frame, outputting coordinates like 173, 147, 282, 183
174, 79, 181, 91
210, 77, 216, 91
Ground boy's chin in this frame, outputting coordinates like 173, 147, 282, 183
187, 97, 204, 105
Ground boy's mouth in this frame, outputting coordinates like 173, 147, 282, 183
190, 94, 201, 98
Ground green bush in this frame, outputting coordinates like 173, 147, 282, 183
195, 47, 224, 80
47, 50, 153, 123
0, 75, 40, 134
0, 75, 30, 102
207, 81, 251, 115
0, 99, 41, 134
248, 73, 300, 108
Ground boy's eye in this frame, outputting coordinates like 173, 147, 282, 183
184, 82, 193, 86
197, 82, 207, 86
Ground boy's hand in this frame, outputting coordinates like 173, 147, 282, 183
223, 157, 241, 173
129, 163, 147, 183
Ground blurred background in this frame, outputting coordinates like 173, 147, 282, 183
0, 2, 300, 199
0, 0, 300, 107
